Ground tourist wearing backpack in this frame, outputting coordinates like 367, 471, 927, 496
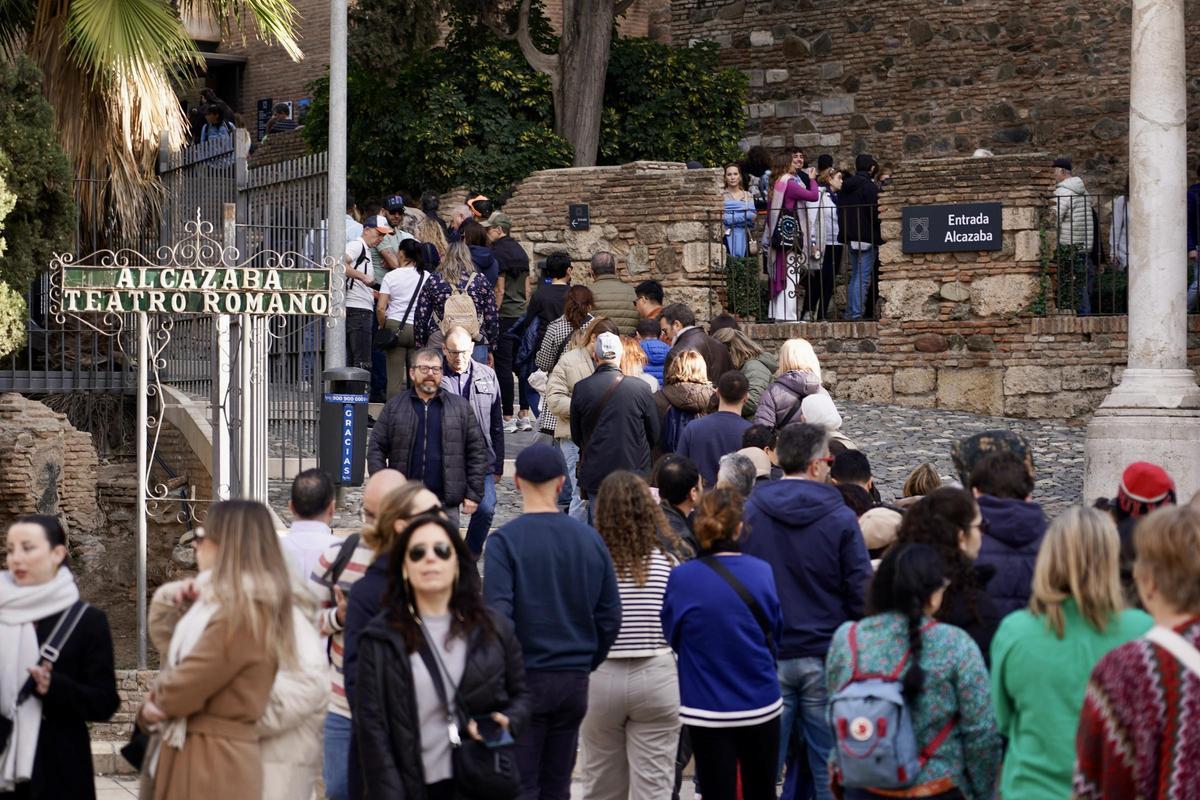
413, 241, 498, 360
653, 350, 714, 456
825, 543, 1000, 800
753, 338, 823, 431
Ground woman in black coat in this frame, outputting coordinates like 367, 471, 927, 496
0, 515, 119, 800
353, 514, 529, 800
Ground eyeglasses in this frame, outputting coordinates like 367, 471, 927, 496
444, 348, 471, 357
412, 365, 443, 374
815, 456, 835, 464
407, 541, 454, 563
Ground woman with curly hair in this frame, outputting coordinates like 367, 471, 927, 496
579, 472, 684, 800
895, 487, 1003, 660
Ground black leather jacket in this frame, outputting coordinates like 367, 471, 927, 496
352, 609, 531, 799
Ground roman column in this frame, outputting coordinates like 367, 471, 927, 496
1084, 0, 1200, 501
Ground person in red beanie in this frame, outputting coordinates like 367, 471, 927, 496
1095, 461, 1177, 604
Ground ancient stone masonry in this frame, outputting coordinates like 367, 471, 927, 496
744, 154, 1200, 420
503, 161, 728, 320
670, 0, 1197, 192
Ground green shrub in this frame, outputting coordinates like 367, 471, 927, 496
725, 256, 763, 319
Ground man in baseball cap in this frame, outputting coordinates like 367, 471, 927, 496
483, 441, 621, 797
362, 213, 394, 235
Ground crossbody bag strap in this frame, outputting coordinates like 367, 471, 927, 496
15, 600, 89, 706
398, 271, 427, 332
418, 634, 463, 747
700, 556, 776, 660
775, 395, 803, 430
580, 376, 624, 461
1145, 625, 1200, 680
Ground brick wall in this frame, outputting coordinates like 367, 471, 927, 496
671, 0, 1197, 193
743, 153, 1200, 419
502, 161, 727, 320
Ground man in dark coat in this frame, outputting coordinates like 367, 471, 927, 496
366, 347, 489, 528
652, 454, 701, 559
968, 450, 1048, 617
837, 154, 881, 320
741, 423, 872, 797
659, 303, 734, 384
569, 332, 660, 517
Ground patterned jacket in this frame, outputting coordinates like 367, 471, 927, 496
413, 271, 499, 349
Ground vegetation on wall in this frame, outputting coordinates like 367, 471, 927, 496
304, 5, 747, 199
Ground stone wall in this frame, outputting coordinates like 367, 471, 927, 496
503, 161, 727, 320
744, 153, 1200, 419
671, 0, 1200, 192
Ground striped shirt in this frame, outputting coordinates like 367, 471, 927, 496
609, 549, 676, 658
308, 540, 376, 718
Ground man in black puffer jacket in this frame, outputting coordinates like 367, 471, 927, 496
968, 451, 1048, 617
367, 347, 489, 527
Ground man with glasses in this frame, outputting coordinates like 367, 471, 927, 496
740, 423, 872, 800
367, 347, 489, 530
440, 326, 505, 556
308, 467, 406, 800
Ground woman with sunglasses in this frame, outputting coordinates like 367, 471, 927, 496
825, 543, 1001, 799
341, 481, 445, 800
894, 487, 1003, 662
354, 514, 530, 800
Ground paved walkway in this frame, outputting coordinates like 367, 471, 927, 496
270, 400, 1087, 529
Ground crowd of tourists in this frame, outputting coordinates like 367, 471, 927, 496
4, 300, 1200, 800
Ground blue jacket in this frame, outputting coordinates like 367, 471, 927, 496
976, 494, 1047, 617
661, 553, 783, 726
484, 512, 622, 672
640, 338, 670, 384
741, 479, 872, 659
469, 244, 501, 287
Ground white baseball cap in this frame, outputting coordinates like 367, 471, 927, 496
595, 331, 623, 361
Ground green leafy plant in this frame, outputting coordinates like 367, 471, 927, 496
725, 256, 763, 319
0, 154, 29, 359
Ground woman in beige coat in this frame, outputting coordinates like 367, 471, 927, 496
137, 501, 295, 800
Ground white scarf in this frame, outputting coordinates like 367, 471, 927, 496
0, 568, 80, 791
147, 571, 220, 778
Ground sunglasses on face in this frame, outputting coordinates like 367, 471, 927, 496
407, 541, 454, 562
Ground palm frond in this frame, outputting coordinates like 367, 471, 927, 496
65, 0, 199, 79
182, 0, 302, 61
0, 0, 35, 59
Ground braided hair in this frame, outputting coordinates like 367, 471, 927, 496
867, 543, 947, 702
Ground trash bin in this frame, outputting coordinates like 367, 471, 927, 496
319, 367, 371, 487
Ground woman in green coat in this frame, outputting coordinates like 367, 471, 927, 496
712, 328, 778, 419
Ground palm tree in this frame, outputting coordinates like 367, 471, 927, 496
1, 0, 301, 239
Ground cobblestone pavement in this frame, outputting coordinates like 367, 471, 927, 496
270, 401, 1086, 530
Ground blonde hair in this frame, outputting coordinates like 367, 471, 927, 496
665, 350, 708, 385
620, 335, 647, 376
364, 480, 442, 553
712, 327, 763, 369
416, 219, 448, 257
902, 464, 941, 498
1134, 506, 1200, 614
205, 500, 296, 668
777, 337, 822, 381
440, 241, 473, 288
1029, 506, 1126, 638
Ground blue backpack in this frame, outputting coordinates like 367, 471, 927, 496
660, 406, 698, 453
827, 621, 955, 790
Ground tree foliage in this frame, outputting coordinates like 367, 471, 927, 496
0, 57, 74, 293
305, 7, 746, 199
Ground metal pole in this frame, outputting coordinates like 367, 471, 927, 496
136, 312, 149, 669
325, 0, 348, 369
214, 205, 236, 500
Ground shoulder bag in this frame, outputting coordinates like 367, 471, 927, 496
374, 271, 426, 350
0, 600, 89, 754
418, 632, 521, 799
1145, 625, 1200, 679
699, 556, 776, 660
576, 376, 624, 501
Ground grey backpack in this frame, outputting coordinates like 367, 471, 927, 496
827, 620, 955, 790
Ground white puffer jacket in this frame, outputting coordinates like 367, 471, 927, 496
258, 584, 328, 800
1054, 176, 1094, 249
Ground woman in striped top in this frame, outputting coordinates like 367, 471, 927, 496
661, 487, 783, 800
579, 471, 685, 800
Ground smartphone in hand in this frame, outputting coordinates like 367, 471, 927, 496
472, 715, 515, 749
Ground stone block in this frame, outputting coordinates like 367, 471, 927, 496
821, 95, 855, 116
667, 221, 707, 242
775, 100, 803, 118
750, 30, 775, 46
895, 393, 936, 409
1062, 364, 1112, 390
655, 246, 680, 274
819, 133, 843, 146
717, 0, 746, 20
880, 220, 902, 241
766, 69, 789, 84
792, 134, 822, 148
1015, 230, 1041, 262
627, 244, 651, 276
936, 368, 1004, 415
746, 69, 765, 88
1005, 390, 1105, 419
1004, 365, 1062, 395
878, 240, 904, 266
762, 135, 786, 148
878, 278, 939, 320
821, 63, 845, 81
682, 241, 720, 273
970, 274, 1038, 317
846, 374, 894, 403
914, 333, 949, 353
1002, 206, 1037, 231
966, 334, 995, 352
668, 285, 722, 321
782, 35, 809, 59
939, 281, 972, 302
894, 367, 936, 394
636, 222, 667, 244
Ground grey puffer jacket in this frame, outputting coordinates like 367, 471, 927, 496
752, 370, 821, 429
366, 389, 488, 505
